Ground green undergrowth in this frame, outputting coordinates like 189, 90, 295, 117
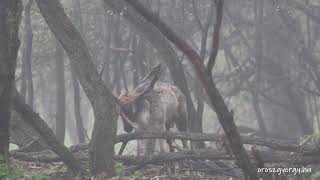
109, 162, 142, 180
0, 155, 10, 180
2, 158, 143, 180
9, 162, 49, 180
4, 159, 68, 180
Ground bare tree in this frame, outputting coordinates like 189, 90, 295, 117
71, 0, 86, 144
55, 40, 66, 144
20, 0, 34, 108
0, 0, 22, 162
252, 0, 266, 134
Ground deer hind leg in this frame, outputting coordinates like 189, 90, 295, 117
164, 121, 175, 177
175, 116, 188, 149
142, 139, 155, 155
165, 122, 174, 153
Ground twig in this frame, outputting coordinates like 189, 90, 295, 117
118, 141, 128, 155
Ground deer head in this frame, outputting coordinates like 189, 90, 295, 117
118, 64, 162, 133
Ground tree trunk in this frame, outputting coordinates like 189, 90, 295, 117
55, 40, 66, 144
102, 12, 112, 88
131, 34, 140, 87
190, 1, 214, 149
71, 0, 86, 144
252, 0, 267, 134
21, 0, 34, 108
25, 0, 34, 108
112, 15, 122, 94
0, 0, 22, 162
71, 70, 85, 144
35, 0, 118, 177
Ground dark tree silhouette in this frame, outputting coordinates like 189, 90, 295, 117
35, 0, 118, 177
71, 0, 86, 144
20, 0, 34, 108
55, 40, 66, 144
0, 0, 22, 162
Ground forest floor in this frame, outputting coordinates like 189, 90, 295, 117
8, 158, 235, 180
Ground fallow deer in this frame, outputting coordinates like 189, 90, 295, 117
118, 64, 188, 155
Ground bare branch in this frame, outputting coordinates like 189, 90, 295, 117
191, 0, 204, 31
206, 0, 224, 74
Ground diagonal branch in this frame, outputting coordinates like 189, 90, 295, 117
12, 88, 84, 176
34, 0, 118, 176
122, 0, 258, 179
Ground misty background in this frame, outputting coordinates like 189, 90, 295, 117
15, 0, 320, 150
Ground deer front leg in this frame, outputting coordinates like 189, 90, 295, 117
159, 139, 169, 153
165, 122, 174, 152
164, 121, 175, 177
142, 139, 155, 155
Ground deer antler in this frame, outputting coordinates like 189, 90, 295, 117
140, 63, 162, 83
127, 64, 162, 103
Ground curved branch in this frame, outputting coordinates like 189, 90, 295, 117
122, 0, 258, 179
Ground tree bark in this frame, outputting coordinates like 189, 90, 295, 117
102, 12, 112, 88
35, 0, 118, 177
10, 110, 48, 152
123, 0, 258, 179
0, 0, 22, 162
55, 40, 66, 144
112, 15, 122, 95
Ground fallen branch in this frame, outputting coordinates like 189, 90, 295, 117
10, 148, 320, 166
68, 131, 316, 154
115, 132, 315, 153
12, 89, 85, 176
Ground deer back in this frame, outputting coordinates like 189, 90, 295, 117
135, 82, 187, 131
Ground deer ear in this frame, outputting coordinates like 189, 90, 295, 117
140, 64, 162, 83
131, 64, 162, 102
